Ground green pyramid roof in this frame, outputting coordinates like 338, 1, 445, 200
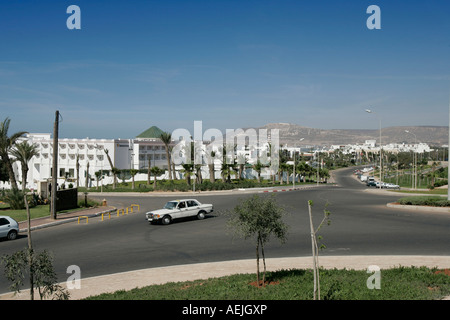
136, 126, 164, 139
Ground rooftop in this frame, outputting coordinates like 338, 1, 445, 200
136, 126, 164, 139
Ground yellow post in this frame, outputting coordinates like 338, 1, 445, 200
131, 204, 140, 212
102, 212, 111, 221
78, 216, 88, 224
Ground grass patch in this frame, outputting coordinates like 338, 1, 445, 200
389, 189, 447, 195
397, 196, 450, 207
85, 267, 450, 300
0, 197, 102, 222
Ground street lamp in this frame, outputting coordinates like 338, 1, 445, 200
405, 130, 417, 190
365, 109, 382, 189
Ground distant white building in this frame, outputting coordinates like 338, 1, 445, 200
2, 126, 174, 196
11, 133, 132, 196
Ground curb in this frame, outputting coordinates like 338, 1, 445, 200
387, 202, 450, 213
19, 207, 117, 232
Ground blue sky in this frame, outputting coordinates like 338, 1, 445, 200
0, 0, 449, 139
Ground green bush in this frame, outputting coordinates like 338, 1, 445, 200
398, 196, 450, 207
0, 189, 25, 210
434, 179, 448, 188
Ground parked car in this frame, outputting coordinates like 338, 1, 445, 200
0, 216, 19, 240
375, 181, 385, 188
385, 183, 400, 189
145, 199, 214, 225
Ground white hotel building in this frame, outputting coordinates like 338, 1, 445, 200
2, 126, 172, 196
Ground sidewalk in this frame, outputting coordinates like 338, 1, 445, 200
18, 206, 117, 232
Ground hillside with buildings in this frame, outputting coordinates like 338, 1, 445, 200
258, 123, 448, 147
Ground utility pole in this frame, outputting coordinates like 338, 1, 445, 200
51, 110, 59, 220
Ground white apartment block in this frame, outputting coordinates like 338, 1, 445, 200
2, 129, 172, 196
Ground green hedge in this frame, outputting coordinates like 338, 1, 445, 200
398, 196, 450, 207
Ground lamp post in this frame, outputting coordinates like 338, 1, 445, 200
405, 130, 417, 189
365, 109, 382, 189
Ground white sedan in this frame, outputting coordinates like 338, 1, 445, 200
145, 199, 214, 225
385, 183, 400, 189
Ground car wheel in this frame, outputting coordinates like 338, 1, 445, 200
7, 230, 17, 240
197, 211, 206, 220
161, 215, 172, 225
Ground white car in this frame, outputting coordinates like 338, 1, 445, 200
385, 183, 400, 189
146, 199, 214, 225
0, 216, 19, 240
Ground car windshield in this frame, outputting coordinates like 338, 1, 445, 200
164, 201, 178, 209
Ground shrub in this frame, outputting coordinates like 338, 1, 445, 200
1, 189, 25, 210
398, 196, 450, 207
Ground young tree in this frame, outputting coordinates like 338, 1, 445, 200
308, 200, 331, 300
226, 194, 288, 286
1, 249, 69, 300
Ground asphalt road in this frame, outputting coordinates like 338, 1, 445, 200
1, 167, 449, 294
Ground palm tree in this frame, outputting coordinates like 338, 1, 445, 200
94, 171, 102, 190
237, 154, 246, 180
280, 162, 290, 184
76, 154, 80, 188
10, 141, 39, 193
104, 149, 118, 189
150, 166, 163, 190
159, 132, 173, 180
0, 117, 27, 190
253, 160, 264, 183
181, 163, 194, 185
147, 157, 152, 185
130, 169, 139, 189
206, 150, 216, 183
